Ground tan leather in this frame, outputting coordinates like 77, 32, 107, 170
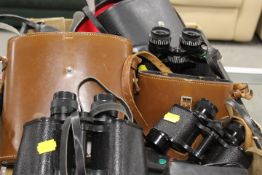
132, 51, 172, 74
172, 0, 243, 8
0, 32, 132, 163
121, 53, 254, 159
135, 71, 234, 134
171, 0, 262, 41
232, 83, 253, 100
233, 116, 253, 150
30, 17, 73, 32
121, 52, 204, 159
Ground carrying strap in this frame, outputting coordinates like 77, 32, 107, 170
225, 99, 262, 149
0, 14, 59, 34
232, 116, 253, 150
89, 102, 129, 119
86, 0, 96, 14
70, 11, 86, 32
82, 6, 108, 33
121, 51, 172, 134
77, 77, 133, 122
232, 83, 253, 100
133, 51, 172, 74
0, 22, 20, 35
60, 113, 87, 175
230, 107, 262, 175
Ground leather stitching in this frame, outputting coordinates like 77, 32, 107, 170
8, 32, 132, 44
139, 72, 233, 87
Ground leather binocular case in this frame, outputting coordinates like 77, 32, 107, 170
0, 32, 132, 164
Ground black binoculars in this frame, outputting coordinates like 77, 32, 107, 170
143, 26, 220, 77
13, 91, 147, 175
146, 98, 252, 169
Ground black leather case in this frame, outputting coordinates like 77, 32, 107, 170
97, 0, 184, 48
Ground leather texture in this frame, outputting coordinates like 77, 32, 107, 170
0, 32, 132, 163
135, 71, 233, 134
171, 0, 262, 41
121, 52, 242, 160
13, 118, 61, 175
89, 119, 147, 175
97, 0, 185, 48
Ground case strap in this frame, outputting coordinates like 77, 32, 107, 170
121, 51, 172, 134
225, 99, 262, 149
0, 22, 20, 35
82, 6, 108, 33
60, 113, 87, 175
232, 83, 253, 100
0, 14, 59, 34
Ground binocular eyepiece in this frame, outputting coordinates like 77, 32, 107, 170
50, 91, 78, 121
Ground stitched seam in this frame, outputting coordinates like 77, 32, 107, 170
139, 73, 232, 87
9, 32, 131, 44
0, 155, 16, 160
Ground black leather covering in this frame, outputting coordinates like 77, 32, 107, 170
97, 0, 184, 48
13, 118, 61, 175
90, 119, 147, 175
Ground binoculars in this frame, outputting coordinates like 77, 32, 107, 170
13, 91, 147, 175
144, 26, 219, 77
146, 98, 252, 169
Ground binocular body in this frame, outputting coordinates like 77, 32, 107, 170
13, 92, 147, 175
146, 99, 252, 169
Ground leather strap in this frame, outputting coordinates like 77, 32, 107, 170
232, 116, 253, 150
89, 102, 129, 119
82, 6, 108, 33
134, 51, 172, 74
232, 83, 253, 100
85, 0, 96, 13
60, 113, 87, 175
122, 54, 149, 133
77, 77, 133, 121
0, 14, 59, 34
0, 22, 20, 35
225, 99, 262, 149
70, 11, 86, 32
121, 51, 172, 134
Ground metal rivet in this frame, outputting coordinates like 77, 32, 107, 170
158, 21, 165, 27
66, 66, 73, 74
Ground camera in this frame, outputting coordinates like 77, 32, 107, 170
146, 98, 252, 169
143, 26, 218, 77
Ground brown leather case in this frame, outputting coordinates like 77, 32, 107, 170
135, 71, 234, 134
122, 54, 234, 134
0, 32, 132, 163
121, 54, 237, 159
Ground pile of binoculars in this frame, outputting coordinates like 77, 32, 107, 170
9, 25, 253, 175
